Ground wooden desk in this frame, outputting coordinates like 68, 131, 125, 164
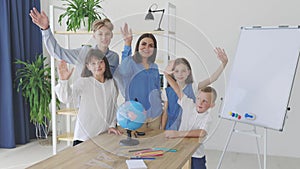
28, 129, 201, 169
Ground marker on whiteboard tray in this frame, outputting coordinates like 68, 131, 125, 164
244, 113, 256, 120
229, 111, 238, 118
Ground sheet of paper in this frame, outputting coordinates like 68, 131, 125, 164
126, 159, 147, 169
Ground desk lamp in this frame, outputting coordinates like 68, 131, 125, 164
145, 3, 165, 31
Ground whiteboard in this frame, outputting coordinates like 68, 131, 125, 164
220, 27, 300, 131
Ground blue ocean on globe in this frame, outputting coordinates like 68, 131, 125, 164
117, 101, 147, 130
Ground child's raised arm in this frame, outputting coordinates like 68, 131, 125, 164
55, 60, 74, 104
163, 60, 183, 99
198, 47, 228, 90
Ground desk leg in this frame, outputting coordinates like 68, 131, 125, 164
182, 159, 191, 169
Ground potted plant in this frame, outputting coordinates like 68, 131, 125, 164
58, 0, 105, 32
15, 54, 57, 140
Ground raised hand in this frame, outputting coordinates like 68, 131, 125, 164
214, 47, 228, 66
197, 47, 229, 90
29, 7, 49, 30
120, 23, 133, 46
57, 60, 74, 80
164, 60, 175, 75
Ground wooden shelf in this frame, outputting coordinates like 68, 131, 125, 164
54, 30, 165, 35
57, 132, 74, 141
56, 108, 78, 115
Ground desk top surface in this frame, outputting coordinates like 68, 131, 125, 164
28, 129, 201, 169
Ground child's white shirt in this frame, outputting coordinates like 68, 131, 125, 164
55, 77, 118, 141
161, 82, 198, 102
178, 94, 212, 158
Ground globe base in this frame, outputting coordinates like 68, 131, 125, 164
120, 138, 139, 146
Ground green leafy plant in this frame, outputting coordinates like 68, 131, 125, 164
58, 0, 105, 32
15, 55, 54, 139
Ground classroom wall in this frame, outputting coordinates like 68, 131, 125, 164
43, 0, 300, 158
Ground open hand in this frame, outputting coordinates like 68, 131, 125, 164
164, 60, 175, 75
120, 23, 133, 46
29, 7, 49, 30
57, 60, 74, 80
214, 47, 228, 66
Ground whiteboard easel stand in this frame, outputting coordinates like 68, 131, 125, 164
216, 121, 267, 169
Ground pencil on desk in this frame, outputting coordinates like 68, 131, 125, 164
130, 157, 156, 160
128, 148, 151, 152
134, 150, 164, 157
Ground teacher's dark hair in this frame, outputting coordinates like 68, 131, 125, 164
133, 33, 157, 63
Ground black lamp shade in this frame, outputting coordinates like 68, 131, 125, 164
145, 12, 154, 20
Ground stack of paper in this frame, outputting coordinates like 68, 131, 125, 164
126, 159, 147, 169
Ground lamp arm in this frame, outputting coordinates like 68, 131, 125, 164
150, 9, 165, 13
150, 9, 165, 31
158, 9, 165, 30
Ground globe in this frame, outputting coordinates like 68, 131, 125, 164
117, 101, 147, 146
117, 101, 146, 131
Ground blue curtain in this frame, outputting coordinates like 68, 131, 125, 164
0, 0, 42, 148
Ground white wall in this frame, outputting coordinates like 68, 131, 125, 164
43, 0, 300, 158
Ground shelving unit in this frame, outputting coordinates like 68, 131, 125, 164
56, 108, 78, 142
49, 5, 86, 155
49, 3, 176, 155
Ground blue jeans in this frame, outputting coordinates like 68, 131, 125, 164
191, 156, 206, 169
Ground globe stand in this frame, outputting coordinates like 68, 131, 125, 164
120, 129, 139, 146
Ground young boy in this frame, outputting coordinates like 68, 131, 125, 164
164, 66, 217, 169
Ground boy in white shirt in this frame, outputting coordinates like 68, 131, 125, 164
164, 66, 217, 169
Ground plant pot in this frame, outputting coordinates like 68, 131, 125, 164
37, 132, 60, 146
79, 17, 89, 31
